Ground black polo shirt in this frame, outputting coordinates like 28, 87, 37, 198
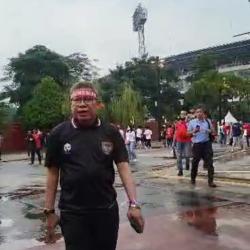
45, 119, 128, 212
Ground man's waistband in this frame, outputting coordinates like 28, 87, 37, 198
193, 140, 210, 145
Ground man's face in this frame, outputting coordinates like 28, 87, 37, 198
180, 111, 187, 120
195, 109, 204, 119
71, 88, 98, 125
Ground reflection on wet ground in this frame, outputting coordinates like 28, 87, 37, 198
177, 191, 219, 236
1, 159, 250, 249
0, 184, 62, 249
180, 207, 218, 236
0, 181, 244, 250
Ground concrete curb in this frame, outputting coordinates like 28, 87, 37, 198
152, 168, 250, 186
1, 157, 29, 163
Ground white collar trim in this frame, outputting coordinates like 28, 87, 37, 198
71, 118, 101, 129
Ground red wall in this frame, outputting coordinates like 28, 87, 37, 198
2, 123, 26, 152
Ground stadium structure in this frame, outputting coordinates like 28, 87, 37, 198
164, 39, 250, 91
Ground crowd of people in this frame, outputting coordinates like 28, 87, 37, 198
117, 125, 153, 162
25, 129, 49, 165
218, 121, 250, 152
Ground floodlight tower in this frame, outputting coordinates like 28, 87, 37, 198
133, 3, 148, 58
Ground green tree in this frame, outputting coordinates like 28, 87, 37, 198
185, 70, 247, 120
109, 84, 145, 126
191, 53, 217, 79
98, 57, 181, 121
22, 77, 64, 129
1, 45, 96, 111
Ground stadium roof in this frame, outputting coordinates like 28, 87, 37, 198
165, 39, 250, 74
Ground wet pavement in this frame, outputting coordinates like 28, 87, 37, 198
1, 147, 250, 250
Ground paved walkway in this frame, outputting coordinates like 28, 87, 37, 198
149, 147, 250, 185
1, 144, 250, 183
26, 202, 250, 250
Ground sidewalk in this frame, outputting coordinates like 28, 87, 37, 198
26, 202, 250, 250
2, 144, 250, 184
1, 152, 29, 162
148, 146, 250, 185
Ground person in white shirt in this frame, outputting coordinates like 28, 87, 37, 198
125, 126, 137, 162
136, 126, 143, 149
144, 127, 152, 149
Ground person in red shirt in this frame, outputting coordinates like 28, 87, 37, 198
224, 123, 231, 145
173, 111, 192, 176
243, 123, 250, 148
31, 129, 42, 165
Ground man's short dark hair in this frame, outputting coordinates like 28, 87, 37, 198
195, 104, 206, 112
70, 81, 98, 97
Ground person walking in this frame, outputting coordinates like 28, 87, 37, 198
26, 130, 33, 157
136, 126, 143, 149
219, 122, 226, 146
44, 82, 144, 250
243, 123, 250, 150
126, 126, 137, 162
188, 106, 216, 187
30, 129, 42, 165
166, 124, 174, 148
174, 111, 192, 176
231, 122, 242, 152
144, 126, 152, 149
0, 132, 3, 161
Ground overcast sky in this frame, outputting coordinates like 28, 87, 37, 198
0, 0, 250, 80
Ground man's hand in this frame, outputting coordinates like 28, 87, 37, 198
127, 207, 145, 234
45, 213, 60, 244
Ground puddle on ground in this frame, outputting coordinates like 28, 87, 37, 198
179, 206, 218, 236
178, 201, 250, 236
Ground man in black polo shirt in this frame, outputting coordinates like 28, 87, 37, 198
44, 82, 144, 250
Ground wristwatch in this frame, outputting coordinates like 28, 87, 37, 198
129, 200, 141, 209
43, 208, 55, 215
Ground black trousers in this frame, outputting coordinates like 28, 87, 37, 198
60, 202, 119, 250
31, 149, 41, 164
145, 139, 151, 148
191, 141, 214, 184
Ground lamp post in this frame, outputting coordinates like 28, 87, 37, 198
152, 56, 165, 140
219, 77, 226, 122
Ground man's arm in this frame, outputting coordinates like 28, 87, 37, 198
117, 162, 137, 202
44, 166, 60, 243
117, 161, 144, 233
187, 121, 194, 136
45, 166, 59, 209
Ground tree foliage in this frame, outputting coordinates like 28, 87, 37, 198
22, 76, 64, 129
1, 45, 97, 111
185, 69, 249, 119
108, 84, 145, 126
98, 57, 181, 121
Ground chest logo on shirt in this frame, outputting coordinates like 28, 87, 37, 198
101, 141, 113, 155
64, 143, 72, 154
